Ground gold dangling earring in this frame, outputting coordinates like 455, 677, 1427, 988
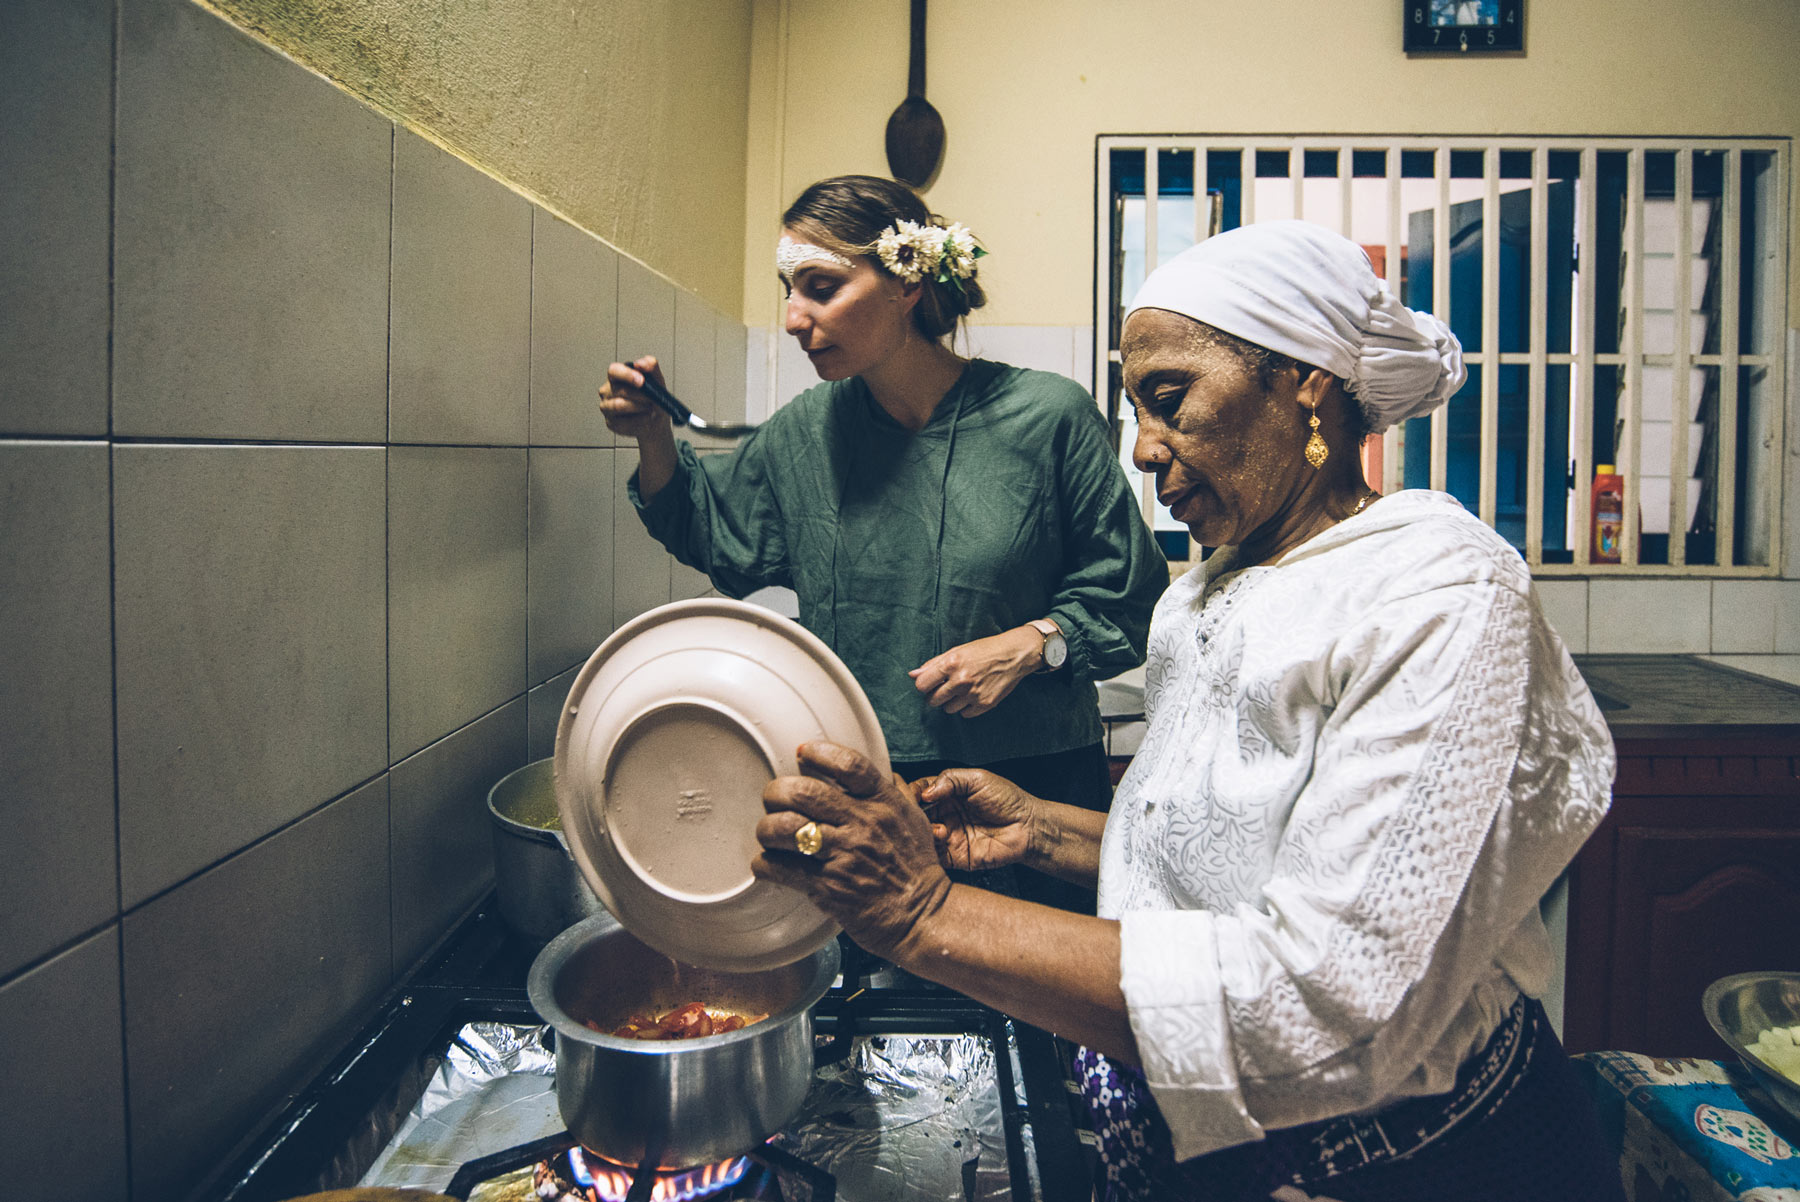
1303, 411, 1329, 468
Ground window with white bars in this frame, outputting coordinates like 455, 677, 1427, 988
1094, 137, 1790, 575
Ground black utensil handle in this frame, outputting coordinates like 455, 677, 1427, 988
908, 0, 926, 98
634, 367, 694, 424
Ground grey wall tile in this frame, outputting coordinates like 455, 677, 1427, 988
612, 447, 671, 627
114, 445, 387, 907
0, 929, 126, 1201
671, 290, 718, 421
389, 446, 528, 760
616, 256, 675, 381
528, 448, 613, 684
1533, 579, 1589, 654
390, 131, 531, 445
1713, 579, 1778, 653
716, 315, 748, 425
123, 777, 390, 1202
531, 210, 618, 448
529, 665, 581, 761
0, 443, 116, 976
390, 700, 526, 973
1586, 578, 1714, 653
114, 0, 390, 441
0, 0, 112, 435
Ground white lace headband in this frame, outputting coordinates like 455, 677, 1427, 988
776, 236, 853, 282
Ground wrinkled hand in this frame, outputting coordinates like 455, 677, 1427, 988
910, 627, 1040, 718
754, 742, 951, 961
597, 356, 675, 443
914, 769, 1037, 872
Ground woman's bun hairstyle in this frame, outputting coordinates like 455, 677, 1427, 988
783, 174, 987, 341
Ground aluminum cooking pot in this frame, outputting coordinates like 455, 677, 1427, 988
528, 912, 839, 1168
488, 759, 609, 941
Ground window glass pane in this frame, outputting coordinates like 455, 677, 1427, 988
1208, 149, 1244, 231
1541, 364, 1574, 560
1303, 149, 1339, 177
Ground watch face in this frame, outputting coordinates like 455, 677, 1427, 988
1044, 634, 1067, 670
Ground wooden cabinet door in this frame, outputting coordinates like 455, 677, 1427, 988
1606, 825, 1800, 1057
1562, 740, 1800, 1056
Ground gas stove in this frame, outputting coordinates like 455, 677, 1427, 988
193, 903, 1095, 1202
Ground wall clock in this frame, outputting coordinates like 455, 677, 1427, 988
1404, 0, 1524, 53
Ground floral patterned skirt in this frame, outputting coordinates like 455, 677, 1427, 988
1075, 996, 1625, 1202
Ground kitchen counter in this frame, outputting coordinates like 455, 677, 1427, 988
1574, 654, 1800, 740
1099, 655, 1800, 744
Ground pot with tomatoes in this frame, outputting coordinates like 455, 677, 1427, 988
527, 912, 839, 1168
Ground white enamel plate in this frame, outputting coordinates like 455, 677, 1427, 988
554, 598, 888, 971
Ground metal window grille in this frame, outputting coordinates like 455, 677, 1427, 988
1094, 136, 1790, 575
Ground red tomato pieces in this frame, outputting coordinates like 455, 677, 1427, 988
583, 1003, 765, 1041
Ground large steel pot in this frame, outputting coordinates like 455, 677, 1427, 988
528, 912, 839, 1168
489, 759, 609, 941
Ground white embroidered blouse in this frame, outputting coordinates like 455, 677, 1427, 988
1098, 490, 1614, 1162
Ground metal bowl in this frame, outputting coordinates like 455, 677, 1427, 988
1702, 971, 1800, 1128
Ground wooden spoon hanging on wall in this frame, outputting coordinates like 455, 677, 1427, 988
884, 0, 945, 187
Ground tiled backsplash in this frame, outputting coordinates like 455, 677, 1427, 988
0, 0, 741, 1197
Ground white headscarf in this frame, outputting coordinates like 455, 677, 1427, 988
1124, 220, 1465, 433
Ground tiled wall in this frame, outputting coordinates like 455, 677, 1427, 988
0, 1, 744, 1199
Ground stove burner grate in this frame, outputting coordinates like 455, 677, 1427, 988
440, 1131, 834, 1202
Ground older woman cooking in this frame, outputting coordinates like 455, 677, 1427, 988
753, 221, 1623, 1201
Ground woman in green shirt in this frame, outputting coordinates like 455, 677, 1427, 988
598, 175, 1163, 910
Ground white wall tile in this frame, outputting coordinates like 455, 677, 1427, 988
114, 445, 388, 907
114, 0, 391, 441
744, 326, 773, 423
0, 0, 112, 435
1777, 578, 1800, 654
1585, 578, 1713, 653
773, 330, 818, 415
390, 131, 531, 445
716, 314, 749, 425
1711, 580, 1778, 653
1074, 326, 1097, 395
531, 211, 618, 447
388, 447, 528, 760
1532, 580, 1589, 654
965, 325, 1076, 380
0, 443, 116, 976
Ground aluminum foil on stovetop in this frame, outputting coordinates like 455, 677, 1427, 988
778, 1032, 1016, 1201
358, 1022, 1029, 1200
358, 1022, 563, 1189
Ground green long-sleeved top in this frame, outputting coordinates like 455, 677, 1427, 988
630, 359, 1165, 765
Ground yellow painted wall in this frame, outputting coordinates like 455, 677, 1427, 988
747, 0, 1800, 329
207, 0, 754, 316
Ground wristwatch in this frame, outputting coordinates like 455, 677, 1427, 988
1028, 618, 1067, 673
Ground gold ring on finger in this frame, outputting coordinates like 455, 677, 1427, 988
794, 820, 824, 858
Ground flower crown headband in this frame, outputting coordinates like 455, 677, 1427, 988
777, 220, 987, 301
